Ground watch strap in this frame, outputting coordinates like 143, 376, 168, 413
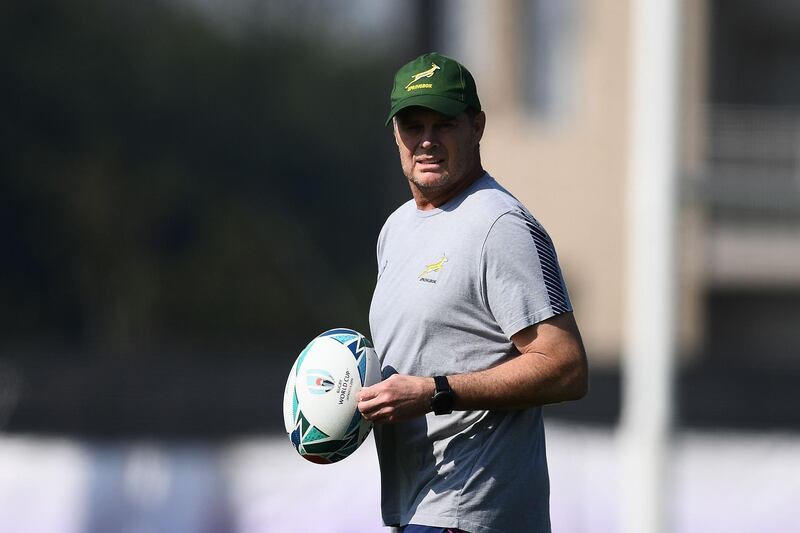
431, 375, 454, 415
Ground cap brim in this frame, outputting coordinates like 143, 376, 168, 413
385, 94, 470, 126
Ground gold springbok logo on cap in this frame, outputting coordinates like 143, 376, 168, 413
405, 63, 441, 90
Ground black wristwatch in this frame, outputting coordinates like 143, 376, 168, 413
431, 375, 455, 415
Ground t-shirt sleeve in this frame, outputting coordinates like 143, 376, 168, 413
376, 222, 387, 275
376, 219, 394, 281
481, 209, 573, 339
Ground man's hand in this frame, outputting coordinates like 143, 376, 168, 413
357, 374, 435, 424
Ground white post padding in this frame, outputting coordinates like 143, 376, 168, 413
620, 0, 681, 532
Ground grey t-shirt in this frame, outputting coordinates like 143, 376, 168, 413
369, 173, 572, 533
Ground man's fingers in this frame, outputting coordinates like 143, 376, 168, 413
357, 391, 381, 416
358, 382, 383, 402
358, 384, 372, 400
358, 400, 391, 424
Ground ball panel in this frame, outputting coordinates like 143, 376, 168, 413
319, 327, 361, 341
344, 409, 362, 436
302, 425, 330, 443
364, 347, 381, 388
282, 358, 299, 433
303, 454, 332, 465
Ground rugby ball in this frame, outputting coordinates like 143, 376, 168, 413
283, 328, 381, 464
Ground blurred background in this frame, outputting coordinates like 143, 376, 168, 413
1, 0, 799, 531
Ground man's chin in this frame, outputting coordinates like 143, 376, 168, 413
410, 173, 450, 190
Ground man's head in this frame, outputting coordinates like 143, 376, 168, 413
387, 53, 485, 207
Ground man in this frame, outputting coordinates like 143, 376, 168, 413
358, 52, 588, 533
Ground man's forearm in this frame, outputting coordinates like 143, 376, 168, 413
448, 346, 587, 411
445, 312, 587, 411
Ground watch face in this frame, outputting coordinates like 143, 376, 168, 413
432, 390, 454, 415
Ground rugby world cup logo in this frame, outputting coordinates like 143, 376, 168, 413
306, 369, 335, 395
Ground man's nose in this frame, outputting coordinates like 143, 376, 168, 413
420, 128, 439, 149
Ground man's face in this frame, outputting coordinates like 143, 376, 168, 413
393, 107, 485, 195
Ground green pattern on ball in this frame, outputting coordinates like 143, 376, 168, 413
303, 425, 329, 443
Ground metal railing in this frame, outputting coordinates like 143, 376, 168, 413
694, 105, 800, 216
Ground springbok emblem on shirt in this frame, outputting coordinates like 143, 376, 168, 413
405, 63, 441, 89
419, 254, 448, 279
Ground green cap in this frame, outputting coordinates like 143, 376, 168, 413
386, 52, 481, 126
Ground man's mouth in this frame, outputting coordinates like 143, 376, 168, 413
416, 158, 444, 166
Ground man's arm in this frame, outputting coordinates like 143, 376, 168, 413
357, 312, 588, 424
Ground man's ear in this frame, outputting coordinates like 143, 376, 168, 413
473, 111, 486, 144
393, 118, 401, 147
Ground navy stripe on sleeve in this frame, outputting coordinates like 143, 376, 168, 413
521, 215, 571, 314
